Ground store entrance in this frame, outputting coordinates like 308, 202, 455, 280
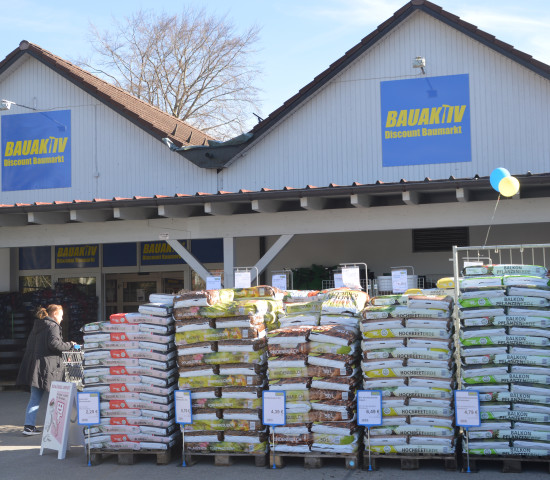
104, 272, 186, 318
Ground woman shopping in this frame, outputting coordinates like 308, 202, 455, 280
16, 304, 75, 435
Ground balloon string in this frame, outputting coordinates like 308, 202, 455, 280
483, 194, 501, 248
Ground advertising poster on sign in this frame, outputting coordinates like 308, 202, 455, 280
357, 390, 383, 427
380, 74, 471, 167
1, 110, 71, 191
455, 390, 481, 427
341, 267, 361, 289
77, 392, 100, 426
175, 390, 193, 425
41, 381, 76, 460
391, 269, 408, 294
206, 276, 222, 290
234, 270, 251, 288
262, 391, 286, 426
271, 274, 287, 291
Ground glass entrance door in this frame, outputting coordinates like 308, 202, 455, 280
105, 275, 159, 318
104, 272, 186, 318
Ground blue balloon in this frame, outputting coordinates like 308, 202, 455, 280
490, 168, 510, 192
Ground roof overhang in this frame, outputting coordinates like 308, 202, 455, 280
0, 173, 547, 228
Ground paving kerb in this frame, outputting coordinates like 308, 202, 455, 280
1, 390, 547, 480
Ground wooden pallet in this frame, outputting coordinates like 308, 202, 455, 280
184, 452, 267, 467
269, 451, 360, 469
462, 454, 550, 473
90, 446, 176, 465
362, 452, 458, 471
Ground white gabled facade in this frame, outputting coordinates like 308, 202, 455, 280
0, 56, 217, 205
220, 11, 550, 191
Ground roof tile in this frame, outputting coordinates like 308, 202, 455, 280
0, 41, 213, 149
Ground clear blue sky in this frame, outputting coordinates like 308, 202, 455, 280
1, 0, 550, 130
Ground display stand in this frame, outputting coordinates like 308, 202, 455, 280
357, 390, 383, 471
77, 391, 100, 466
455, 390, 481, 474
40, 381, 77, 460
262, 391, 286, 469
175, 390, 193, 467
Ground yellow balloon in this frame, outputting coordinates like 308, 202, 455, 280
498, 175, 520, 197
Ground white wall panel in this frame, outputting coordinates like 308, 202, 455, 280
0, 57, 218, 204
263, 223, 550, 282
221, 11, 550, 191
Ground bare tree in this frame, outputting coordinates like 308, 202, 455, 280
80, 8, 262, 139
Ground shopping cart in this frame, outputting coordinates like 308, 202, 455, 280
62, 346, 84, 391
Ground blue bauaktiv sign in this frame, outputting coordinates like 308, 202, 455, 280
380, 74, 471, 167
1, 109, 71, 191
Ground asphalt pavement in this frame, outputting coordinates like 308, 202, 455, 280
1, 389, 548, 480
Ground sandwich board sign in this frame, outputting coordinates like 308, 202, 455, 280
40, 381, 77, 460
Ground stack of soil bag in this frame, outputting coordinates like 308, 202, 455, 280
267, 324, 314, 453
361, 293, 456, 455
176, 286, 283, 454
82, 294, 179, 451
267, 288, 366, 454
309, 289, 366, 454
458, 264, 550, 457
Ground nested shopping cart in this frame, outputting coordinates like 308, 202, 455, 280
62, 347, 84, 391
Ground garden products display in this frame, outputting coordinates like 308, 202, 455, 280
82, 295, 178, 451
361, 294, 456, 455
176, 287, 280, 454
459, 264, 550, 457
267, 288, 365, 454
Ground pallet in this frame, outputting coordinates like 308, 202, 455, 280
184, 452, 267, 467
90, 446, 176, 465
362, 452, 458, 471
269, 451, 360, 469
462, 455, 550, 473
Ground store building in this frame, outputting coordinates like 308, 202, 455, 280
1, 0, 550, 321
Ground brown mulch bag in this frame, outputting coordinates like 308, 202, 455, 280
268, 343, 309, 356
274, 433, 313, 445
309, 388, 354, 402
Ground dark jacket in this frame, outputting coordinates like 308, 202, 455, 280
16, 316, 72, 391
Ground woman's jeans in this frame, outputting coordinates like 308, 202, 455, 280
24, 386, 45, 426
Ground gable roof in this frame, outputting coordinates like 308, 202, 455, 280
0, 40, 213, 148
177, 0, 550, 169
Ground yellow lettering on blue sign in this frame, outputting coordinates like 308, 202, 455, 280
3, 137, 69, 157
57, 245, 97, 259
384, 105, 467, 140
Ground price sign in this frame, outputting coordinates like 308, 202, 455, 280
77, 392, 100, 426
175, 390, 193, 425
342, 267, 361, 289
206, 276, 222, 290
334, 273, 344, 288
262, 391, 286, 426
272, 274, 287, 291
357, 390, 383, 426
234, 270, 251, 288
455, 390, 481, 427
391, 269, 408, 293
